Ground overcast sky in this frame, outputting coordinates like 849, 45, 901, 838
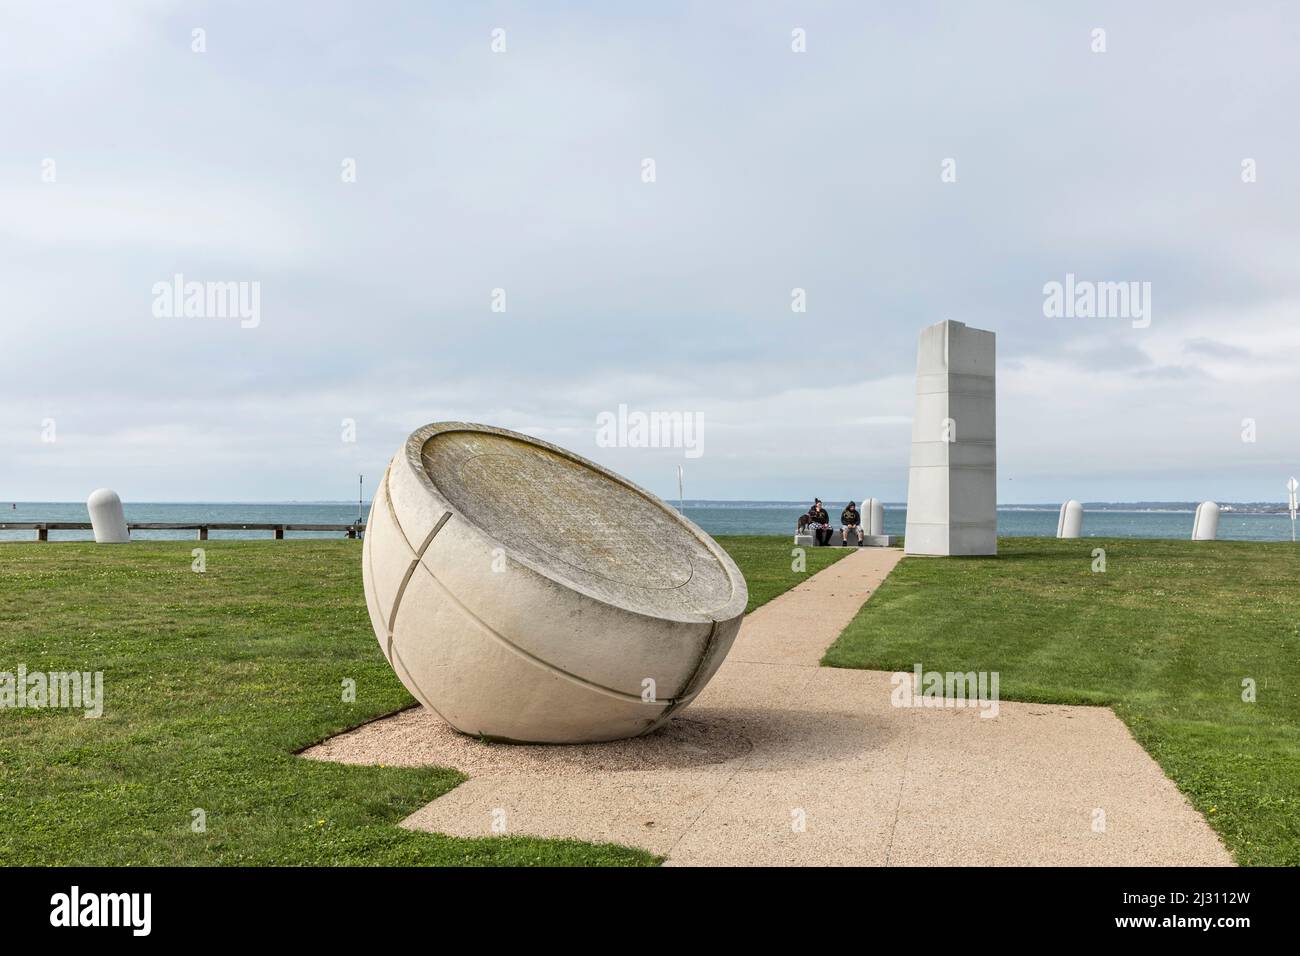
3, 1, 1298, 504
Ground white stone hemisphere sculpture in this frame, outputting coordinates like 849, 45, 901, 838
362, 422, 749, 744
87, 488, 129, 543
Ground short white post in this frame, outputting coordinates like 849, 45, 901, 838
87, 488, 130, 543
1287, 477, 1297, 542
1056, 500, 1083, 538
1191, 501, 1219, 541
865, 498, 885, 536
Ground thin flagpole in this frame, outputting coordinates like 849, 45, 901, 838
1284, 476, 1294, 541
1288, 477, 1297, 542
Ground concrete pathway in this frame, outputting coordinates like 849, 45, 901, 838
305, 549, 1232, 866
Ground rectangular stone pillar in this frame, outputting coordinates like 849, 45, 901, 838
904, 320, 997, 556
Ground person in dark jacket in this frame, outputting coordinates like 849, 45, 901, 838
841, 501, 864, 545
807, 499, 833, 546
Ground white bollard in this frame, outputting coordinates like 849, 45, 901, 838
1056, 500, 1083, 538
1191, 501, 1219, 541
87, 488, 130, 543
864, 497, 885, 536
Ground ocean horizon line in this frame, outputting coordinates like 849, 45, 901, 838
2, 499, 1294, 516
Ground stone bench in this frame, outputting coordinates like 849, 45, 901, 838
794, 530, 897, 548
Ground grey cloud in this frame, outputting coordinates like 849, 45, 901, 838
2, 1, 1299, 503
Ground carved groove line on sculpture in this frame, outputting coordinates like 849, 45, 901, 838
656, 619, 719, 721
679, 619, 721, 697
368, 469, 452, 726
381, 465, 451, 663
386, 511, 451, 636
407, 557, 673, 706
389, 642, 453, 727
365, 468, 394, 660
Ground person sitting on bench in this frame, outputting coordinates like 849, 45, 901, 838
807, 499, 833, 546
841, 501, 864, 544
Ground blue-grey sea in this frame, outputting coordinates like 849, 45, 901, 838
0, 501, 1295, 542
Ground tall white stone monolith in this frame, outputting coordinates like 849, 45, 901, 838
1192, 501, 1219, 541
903, 320, 997, 556
87, 488, 129, 543
1057, 499, 1083, 538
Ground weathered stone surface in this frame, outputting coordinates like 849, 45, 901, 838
363, 422, 748, 744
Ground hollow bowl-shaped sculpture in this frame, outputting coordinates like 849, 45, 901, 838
362, 422, 748, 743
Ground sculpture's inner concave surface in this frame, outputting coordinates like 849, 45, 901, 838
420, 430, 734, 618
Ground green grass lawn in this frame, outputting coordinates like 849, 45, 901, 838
823, 537, 1300, 866
0, 535, 829, 866
715, 534, 853, 613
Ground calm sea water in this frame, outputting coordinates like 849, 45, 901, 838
681, 503, 1294, 541
0, 501, 1295, 542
